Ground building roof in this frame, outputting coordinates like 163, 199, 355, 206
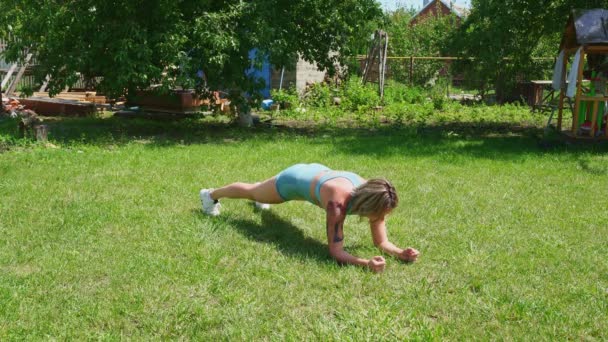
411, 0, 469, 21
560, 9, 608, 50
450, 3, 469, 17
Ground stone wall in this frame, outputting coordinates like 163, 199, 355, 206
295, 59, 326, 92
269, 58, 327, 93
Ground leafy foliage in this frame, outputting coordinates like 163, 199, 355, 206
383, 80, 424, 104
0, 0, 381, 101
302, 82, 334, 108
448, 0, 606, 102
384, 5, 461, 85
340, 78, 380, 111
270, 87, 300, 107
267, 74, 544, 129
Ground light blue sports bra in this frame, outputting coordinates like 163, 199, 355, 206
314, 171, 363, 212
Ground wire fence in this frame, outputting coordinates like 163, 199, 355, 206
356, 56, 557, 104
1, 41, 558, 105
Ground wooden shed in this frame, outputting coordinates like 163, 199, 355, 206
555, 9, 608, 139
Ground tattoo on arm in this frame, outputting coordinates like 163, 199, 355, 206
326, 222, 344, 243
333, 223, 343, 243
326, 200, 345, 244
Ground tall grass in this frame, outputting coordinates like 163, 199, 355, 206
1, 113, 607, 339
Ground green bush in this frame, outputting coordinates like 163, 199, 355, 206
269, 76, 547, 128
384, 81, 424, 104
340, 78, 380, 111
270, 87, 300, 108
302, 82, 333, 108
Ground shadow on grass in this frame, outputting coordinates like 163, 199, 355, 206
222, 209, 330, 263
313, 123, 608, 161
577, 157, 608, 175
3, 115, 608, 159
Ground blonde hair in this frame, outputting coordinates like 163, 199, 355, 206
349, 178, 398, 216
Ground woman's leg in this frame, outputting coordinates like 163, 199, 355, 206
210, 177, 284, 204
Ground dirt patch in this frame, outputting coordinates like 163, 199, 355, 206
4, 264, 40, 277
0, 141, 10, 154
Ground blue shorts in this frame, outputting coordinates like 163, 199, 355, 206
275, 163, 330, 203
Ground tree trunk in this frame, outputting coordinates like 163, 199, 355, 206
35, 124, 49, 142
232, 93, 253, 127
238, 108, 253, 127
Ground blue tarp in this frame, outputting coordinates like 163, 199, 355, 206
246, 49, 272, 98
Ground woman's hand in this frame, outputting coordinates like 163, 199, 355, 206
367, 256, 386, 273
399, 248, 420, 262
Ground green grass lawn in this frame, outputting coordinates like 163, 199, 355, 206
1, 111, 607, 340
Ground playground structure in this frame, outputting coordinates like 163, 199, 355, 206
362, 30, 388, 100
555, 9, 608, 139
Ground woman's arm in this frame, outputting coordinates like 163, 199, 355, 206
326, 201, 385, 272
369, 217, 420, 262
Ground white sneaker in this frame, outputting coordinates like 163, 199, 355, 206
200, 189, 221, 216
254, 202, 271, 210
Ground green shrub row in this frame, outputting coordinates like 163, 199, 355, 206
265, 76, 546, 127
270, 78, 428, 112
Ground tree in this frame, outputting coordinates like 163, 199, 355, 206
448, 0, 606, 102
385, 4, 461, 86
0, 0, 381, 125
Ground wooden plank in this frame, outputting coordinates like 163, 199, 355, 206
557, 51, 569, 131
571, 50, 586, 134
562, 130, 608, 140
564, 47, 580, 54
361, 41, 378, 84
6, 53, 33, 95
557, 91, 564, 131
33, 91, 92, 96
39, 75, 50, 92
605, 109, 608, 138
579, 96, 608, 101
531, 80, 553, 85
584, 45, 608, 53
1, 63, 18, 89
31, 91, 106, 104
590, 100, 599, 137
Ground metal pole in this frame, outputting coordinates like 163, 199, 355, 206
380, 32, 388, 100
409, 56, 414, 86
378, 37, 383, 99
279, 66, 285, 90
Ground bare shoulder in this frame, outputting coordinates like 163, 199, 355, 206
325, 200, 347, 223
325, 198, 346, 210
327, 177, 359, 192
323, 187, 351, 208
326, 199, 344, 212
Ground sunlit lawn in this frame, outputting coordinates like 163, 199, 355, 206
1, 111, 607, 339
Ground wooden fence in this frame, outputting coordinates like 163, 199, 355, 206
356, 55, 556, 86
1, 38, 88, 93
0, 37, 39, 92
